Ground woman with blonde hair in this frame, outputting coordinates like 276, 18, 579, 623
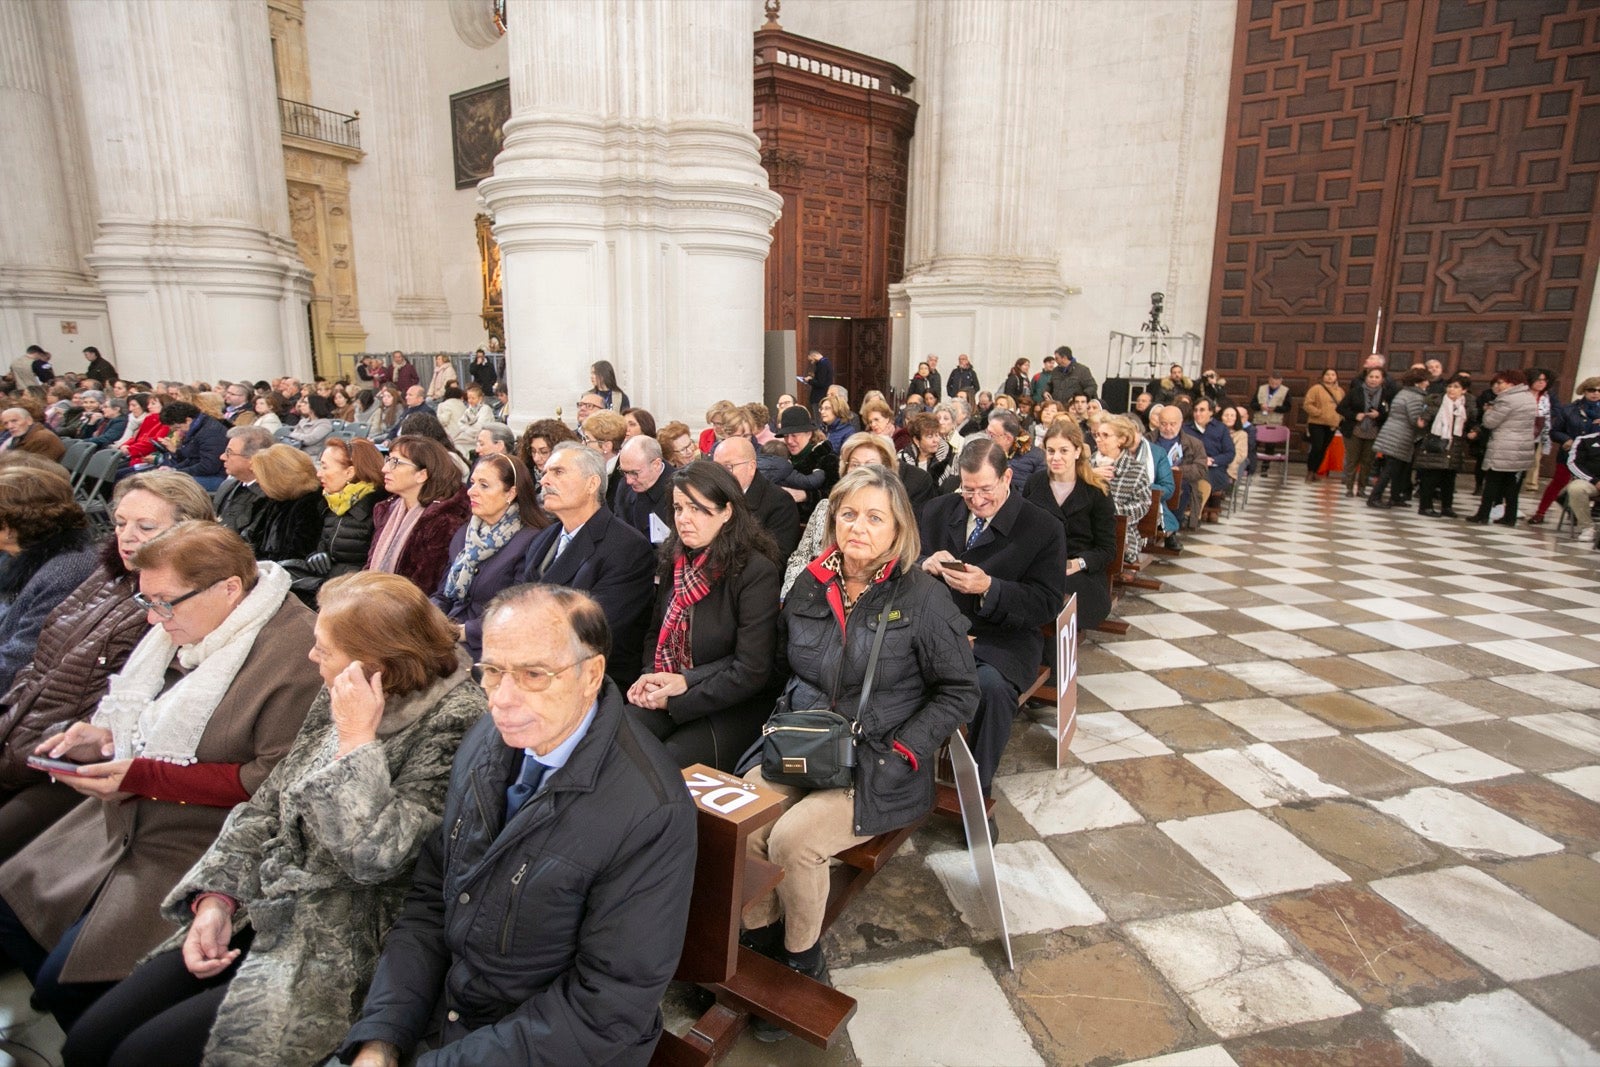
817, 394, 857, 452
1022, 419, 1116, 630
0, 472, 214, 859
742, 467, 976, 1023
248, 445, 326, 563
425, 353, 456, 403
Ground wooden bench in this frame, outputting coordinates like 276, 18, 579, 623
1094, 515, 1130, 635
1119, 488, 1166, 592
1147, 468, 1183, 556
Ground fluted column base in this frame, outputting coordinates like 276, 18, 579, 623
86, 221, 313, 384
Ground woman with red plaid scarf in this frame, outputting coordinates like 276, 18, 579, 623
626, 461, 783, 770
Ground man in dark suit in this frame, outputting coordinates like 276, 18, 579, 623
713, 436, 800, 560
919, 439, 1065, 800
612, 435, 675, 545
213, 425, 275, 542
516, 442, 656, 688
802, 350, 833, 415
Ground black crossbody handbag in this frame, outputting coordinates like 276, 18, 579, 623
760, 588, 896, 791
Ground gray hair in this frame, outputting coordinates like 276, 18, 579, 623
620, 434, 662, 464
79, 390, 106, 403
227, 424, 276, 457
549, 440, 608, 505
480, 422, 516, 450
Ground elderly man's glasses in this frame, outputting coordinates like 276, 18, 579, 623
473, 658, 588, 692
134, 580, 220, 619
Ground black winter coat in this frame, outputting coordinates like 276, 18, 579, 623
641, 552, 780, 724
917, 491, 1066, 694
252, 491, 327, 562
319, 488, 385, 572
1021, 472, 1114, 631
743, 471, 800, 561
779, 560, 978, 836
339, 682, 696, 1067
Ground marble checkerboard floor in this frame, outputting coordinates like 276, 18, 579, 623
2, 478, 1596, 1067
679, 474, 1600, 1067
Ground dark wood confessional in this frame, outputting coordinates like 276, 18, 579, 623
754, 8, 918, 404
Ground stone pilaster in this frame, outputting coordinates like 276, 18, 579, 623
480, 0, 781, 427
66, 0, 312, 384
0, 0, 109, 364
893, 0, 1070, 379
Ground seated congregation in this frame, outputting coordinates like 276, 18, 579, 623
0, 349, 1446, 1066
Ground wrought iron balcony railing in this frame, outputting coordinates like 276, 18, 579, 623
278, 98, 361, 151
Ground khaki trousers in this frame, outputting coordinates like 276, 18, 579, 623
740, 768, 870, 953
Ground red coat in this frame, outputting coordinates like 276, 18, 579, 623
122, 413, 167, 462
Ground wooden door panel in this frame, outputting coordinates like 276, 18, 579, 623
1206, 0, 1600, 409
1206, 0, 1422, 406
1383, 0, 1600, 385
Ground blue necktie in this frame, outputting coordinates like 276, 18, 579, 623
965, 516, 987, 550
505, 752, 547, 821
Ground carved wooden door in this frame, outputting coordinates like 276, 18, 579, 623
1205, 0, 1600, 408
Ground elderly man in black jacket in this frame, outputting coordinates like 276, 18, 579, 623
611, 435, 675, 545
919, 439, 1065, 799
517, 442, 656, 689
713, 436, 801, 560
338, 585, 696, 1067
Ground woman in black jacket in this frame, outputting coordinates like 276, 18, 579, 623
1023, 419, 1115, 630
742, 465, 977, 1017
627, 461, 781, 770
1001, 358, 1031, 401
431, 454, 549, 659
1338, 367, 1391, 496
248, 445, 327, 562
283, 437, 386, 602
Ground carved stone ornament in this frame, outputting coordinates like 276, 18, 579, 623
760, 147, 806, 188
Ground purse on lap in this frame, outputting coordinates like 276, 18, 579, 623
760, 589, 895, 791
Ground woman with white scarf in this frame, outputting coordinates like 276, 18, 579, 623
0, 522, 320, 1031
1413, 377, 1474, 517
430, 454, 549, 659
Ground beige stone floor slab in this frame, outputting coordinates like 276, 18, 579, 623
1046, 824, 1235, 922
1269, 799, 1442, 881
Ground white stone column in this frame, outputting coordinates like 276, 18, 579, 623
371, 0, 451, 350
481, 0, 781, 427
66, 0, 312, 384
0, 0, 109, 364
893, 0, 1069, 383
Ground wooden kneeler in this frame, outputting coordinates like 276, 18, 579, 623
1095, 515, 1131, 635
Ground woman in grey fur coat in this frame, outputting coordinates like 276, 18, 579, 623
62, 572, 487, 1067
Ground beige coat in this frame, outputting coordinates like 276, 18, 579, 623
0, 597, 320, 983
1303, 382, 1345, 428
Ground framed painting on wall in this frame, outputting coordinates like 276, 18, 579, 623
449, 78, 511, 189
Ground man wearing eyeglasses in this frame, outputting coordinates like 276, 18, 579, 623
340, 584, 696, 1067
611, 435, 675, 543
713, 436, 801, 559
918, 439, 1065, 808
574, 391, 605, 436
515, 442, 655, 688
214, 426, 275, 540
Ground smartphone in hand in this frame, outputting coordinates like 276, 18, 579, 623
26, 756, 89, 776
942, 560, 969, 572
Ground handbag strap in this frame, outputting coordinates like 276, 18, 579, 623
852, 586, 897, 724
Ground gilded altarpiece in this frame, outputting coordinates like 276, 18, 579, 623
283, 146, 367, 375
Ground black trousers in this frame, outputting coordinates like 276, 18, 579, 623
971, 664, 1020, 797
1305, 425, 1334, 473
1417, 469, 1456, 512
628, 701, 767, 773
1369, 456, 1411, 504
0, 893, 113, 1031
1475, 469, 1524, 521
61, 930, 252, 1067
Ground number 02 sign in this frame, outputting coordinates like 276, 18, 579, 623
1056, 594, 1078, 768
